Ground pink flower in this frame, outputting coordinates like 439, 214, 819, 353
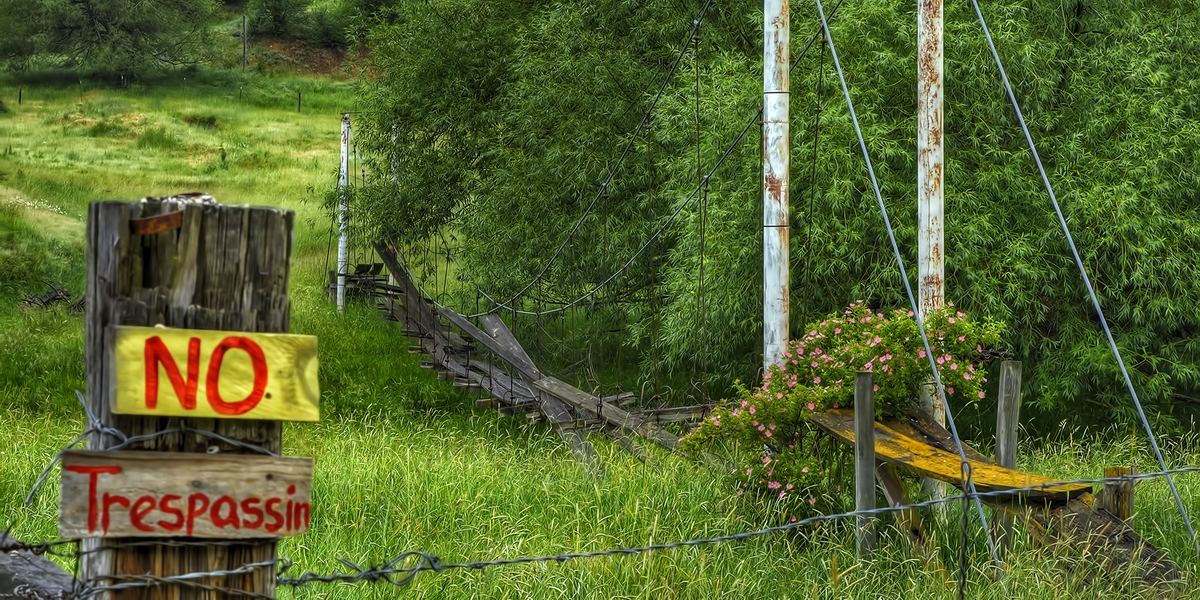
919, 350, 927, 358
951, 363, 958, 370
948, 317, 956, 324
779, 491, 787, 498
811, 361, 819, 368
806, 403, 815, 411
958, 336, 965, 342
787, 380, 797, 388
749, 406, 756, 414
813, 377, 821, 384
762, 456, 771, 464
832, 403, 839, 409
776, 393, 783, 399
758, 425, 766, 431
873, 384, 879, 392
809, 498, 816, 505
834, 328, 841, 334
948, 387, 955, 395
746, 468, 753, 475
964, 373, 972, 380
802, 467, 809, 473
787, 483, 794, 489
907, 310, 914, 316
936, 356, 945, 365
765, 431, 772, 438
978, 391, 986, 399
741, 400, 748, 408
768, 481, 781, 489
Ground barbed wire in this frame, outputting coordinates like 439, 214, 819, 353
22, 390, 278, 507
10, 464, 1197, 597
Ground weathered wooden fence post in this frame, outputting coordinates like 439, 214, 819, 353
1097, 466, 1139, 523
854, 371, 876, 559
994, 360, 1022, 554
81, 199, 297, 598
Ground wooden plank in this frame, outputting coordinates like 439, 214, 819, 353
441, 309, 538, 378
854, 373, 876, 559
60, 451, 311, 539
533, 376, 679, 451
809, 408, 1091, 501
129, 210, 183, 235
111, 326, 319, 422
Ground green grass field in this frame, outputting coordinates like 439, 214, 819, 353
1, 72, 1199, 598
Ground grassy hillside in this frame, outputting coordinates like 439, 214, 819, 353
1, 72, 1199, 598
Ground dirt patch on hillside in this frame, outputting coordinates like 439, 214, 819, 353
256, 37, 367, 77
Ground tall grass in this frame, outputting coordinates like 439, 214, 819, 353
0, 73, 1197, 599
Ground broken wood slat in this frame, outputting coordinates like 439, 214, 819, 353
890, 408, 997, 467
994, 492, 1179, 590
627, 404, 714, 424
128, 209, 183, 235
0, 530, 76, 597
533, 376, 679, 451
809, 408, 1091, 501
600, 426, 648, 462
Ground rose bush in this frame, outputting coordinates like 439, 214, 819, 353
681, 301, 1004, 514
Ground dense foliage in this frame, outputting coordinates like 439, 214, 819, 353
680, 302, 1002, 510
349, 0, 1200, 431
0, 0, 221, 73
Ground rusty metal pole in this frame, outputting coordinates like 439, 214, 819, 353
763, 0, 790, 369
338, 113, 351, 312
917, 0, 947, 507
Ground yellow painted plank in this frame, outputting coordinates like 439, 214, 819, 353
112, 326, 319, 422
810, 409, 1090, 501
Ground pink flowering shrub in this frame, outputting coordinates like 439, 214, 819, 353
680, 301, 1003, 513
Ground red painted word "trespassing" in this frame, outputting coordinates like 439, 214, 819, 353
65, 465, 310, 536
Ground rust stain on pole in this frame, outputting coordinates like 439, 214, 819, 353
763, 0, 790, 369
917, 0, 945, 427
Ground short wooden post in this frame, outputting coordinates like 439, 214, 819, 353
855, 371, 876, 559
995, 360, 1021, 554
83, 200, 293, 598
1097, 466, 1139, 523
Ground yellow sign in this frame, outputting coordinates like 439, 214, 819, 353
113, 326, 319, 421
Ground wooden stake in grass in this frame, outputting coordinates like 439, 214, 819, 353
854, 371, 876, 560
995, 360, 1022, 554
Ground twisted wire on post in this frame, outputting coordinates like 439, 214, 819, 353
965, 0, 1200, 557
811, 0, 1003, 572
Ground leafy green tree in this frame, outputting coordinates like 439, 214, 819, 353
354, 0, 1200, 432
0, 0, 220, 74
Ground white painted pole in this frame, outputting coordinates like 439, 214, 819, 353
763, 0, 790, 369
917, 0, 947, 505
337, 113, 351, 313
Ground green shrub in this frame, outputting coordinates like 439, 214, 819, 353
87, 119, 127, 137
248, 0, 310, 37
681, 302, 1003, 515
181, 113, 218, 129
135, 126, 178, 150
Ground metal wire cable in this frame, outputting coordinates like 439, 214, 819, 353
812, 0, 1003, 572
965, 0, 1200, 558
11, 465, 1199, 594
467, 0, 717, 316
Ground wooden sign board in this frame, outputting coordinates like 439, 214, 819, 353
59, 451, 313, 539
112, 326, 320, 421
